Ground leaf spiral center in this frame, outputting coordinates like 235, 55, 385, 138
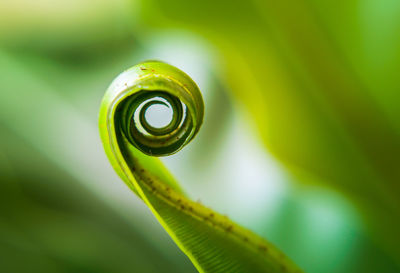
120, 90, 192, 156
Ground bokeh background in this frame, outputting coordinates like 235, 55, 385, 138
0, 0, 399, 272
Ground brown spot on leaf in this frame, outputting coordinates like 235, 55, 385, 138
258, 245, 268, 252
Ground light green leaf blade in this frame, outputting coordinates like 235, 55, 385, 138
99, 61, 302, 273
138, 0, 400, 265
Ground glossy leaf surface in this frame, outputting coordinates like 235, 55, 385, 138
99, 61, 302, 273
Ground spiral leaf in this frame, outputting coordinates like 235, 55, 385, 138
99, 61, 303, 273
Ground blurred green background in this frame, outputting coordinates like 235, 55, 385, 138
0, 0, 399, 272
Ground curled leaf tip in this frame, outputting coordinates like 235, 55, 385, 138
107, 60, 204, 156
99, 61, 303, 273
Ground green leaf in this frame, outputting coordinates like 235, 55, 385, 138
138, 0, 400, 265
99, 61, 303, 273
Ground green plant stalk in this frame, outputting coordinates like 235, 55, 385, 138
99, 61, 303, 273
